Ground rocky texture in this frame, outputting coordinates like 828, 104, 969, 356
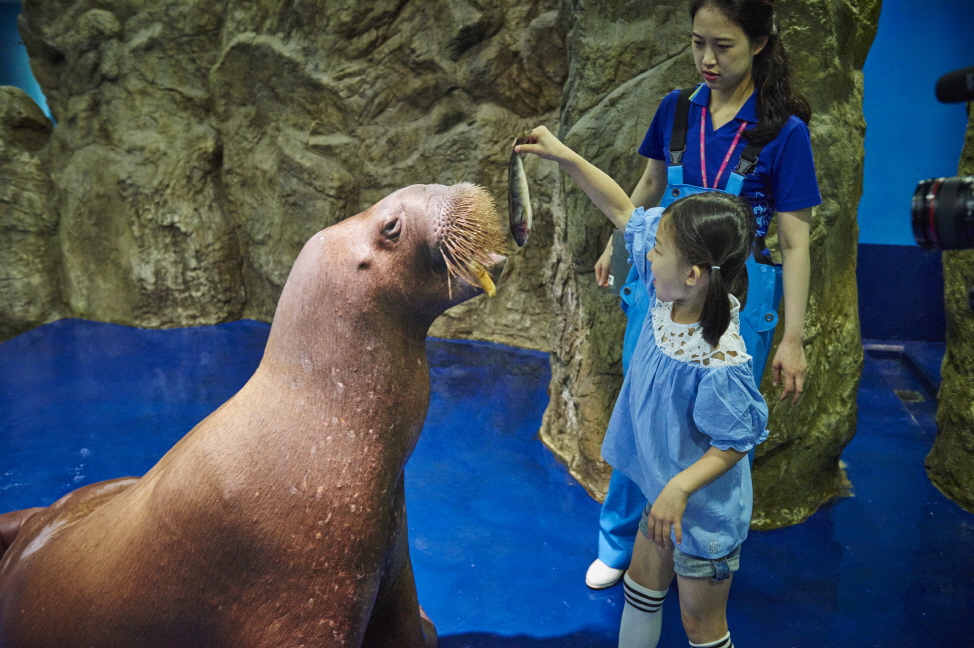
539, 0, 702, 505
926, 105, 974, 512
0, 86, 59, 341
0, 0, 880, 528
748, 0, 877, 527
539, 0, 879, 529
6, 0, 566, 350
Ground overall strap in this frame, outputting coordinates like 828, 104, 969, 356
668, 85, 767, 195
724, 138, 766, 196
668, 87, 698, 167
734, 139, 766, 178
667, 86, 699, 187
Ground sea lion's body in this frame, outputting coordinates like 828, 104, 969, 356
0, 183, 507, 648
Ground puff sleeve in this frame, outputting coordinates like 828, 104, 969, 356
624, 206, 664, 285
692, 367, 769, 453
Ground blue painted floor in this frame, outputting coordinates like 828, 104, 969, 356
1, 320, 972, 647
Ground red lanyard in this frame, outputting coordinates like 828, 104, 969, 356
700, 106, 748, 190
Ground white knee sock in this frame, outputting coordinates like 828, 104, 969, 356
618, 572, 667, 648
689, 631, 734, 648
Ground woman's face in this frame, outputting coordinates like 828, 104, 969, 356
691, 4, 766, 96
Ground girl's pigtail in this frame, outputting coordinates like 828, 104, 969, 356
667, 191, 754, 348
699, 265, 731, 348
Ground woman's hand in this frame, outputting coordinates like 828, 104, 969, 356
647, 481, 689, 550
594, 238, 613, 287
775, 208, 811, 405
772, 337, 807, 404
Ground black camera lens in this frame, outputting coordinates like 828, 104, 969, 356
912, 176, 974, 250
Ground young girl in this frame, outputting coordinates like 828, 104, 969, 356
517, 127, 768, 648
589, 0, 820, 591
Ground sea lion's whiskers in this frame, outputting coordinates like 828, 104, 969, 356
437, 183, 507, 296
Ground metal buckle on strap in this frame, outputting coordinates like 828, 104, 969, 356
734, 156, 757, 176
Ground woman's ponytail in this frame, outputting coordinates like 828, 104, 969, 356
749, 30, 810, 144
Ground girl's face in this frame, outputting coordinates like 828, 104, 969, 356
691, 4, 766, 96
647, 215, 695, 303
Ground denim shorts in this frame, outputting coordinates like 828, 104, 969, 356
638, 503, 741, 581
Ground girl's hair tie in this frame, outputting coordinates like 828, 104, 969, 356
711, 265, 721, 270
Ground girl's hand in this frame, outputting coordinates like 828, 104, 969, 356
647, 481, 689, 550
516, 127, 635, 230
772, 338, 807, 404
594, 238, 613, 287
513, 126, 572, 163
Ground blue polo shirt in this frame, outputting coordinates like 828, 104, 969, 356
639, 85, 822, 237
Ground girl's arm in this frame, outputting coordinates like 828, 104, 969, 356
516, 126, 635, 230
646, 446, 748, 549
593, 158, 668, 287
772, 207, 812, 404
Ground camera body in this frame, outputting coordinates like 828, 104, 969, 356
911, 176, 974, 250
910, 67, 974, 251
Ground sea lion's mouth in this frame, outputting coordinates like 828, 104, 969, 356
435, 183, 508, 299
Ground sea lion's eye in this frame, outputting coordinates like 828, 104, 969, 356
382, 218, 402, 243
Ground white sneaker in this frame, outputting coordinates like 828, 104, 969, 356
585, 558, 625, 589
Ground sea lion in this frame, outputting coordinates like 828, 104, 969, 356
0, 183, 508, 648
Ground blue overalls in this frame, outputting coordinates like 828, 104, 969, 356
598, 87, 783, 570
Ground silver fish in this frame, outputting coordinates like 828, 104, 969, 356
508, 131, 533, 247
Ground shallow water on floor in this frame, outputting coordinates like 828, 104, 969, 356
1, 320, 971, 647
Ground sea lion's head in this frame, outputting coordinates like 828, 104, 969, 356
274, 183, 508, 341
352, 182, 507, 313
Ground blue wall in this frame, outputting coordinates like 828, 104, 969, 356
0, 1, 49, 116
855, 0, 972, 341
858, 0, 973, 246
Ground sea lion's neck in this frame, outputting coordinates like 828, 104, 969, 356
229, 228, 440, 486
250, 296, 433, 467
261, 297, 432, 380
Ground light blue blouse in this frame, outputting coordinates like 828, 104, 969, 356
601, 206, 770, 560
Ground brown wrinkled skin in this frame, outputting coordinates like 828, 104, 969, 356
0, 184, 507, 648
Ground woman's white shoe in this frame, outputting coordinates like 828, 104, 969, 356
585, 559, 625, 589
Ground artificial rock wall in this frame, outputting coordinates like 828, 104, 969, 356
926, 106, 974, 512
0, 86, 57, 342
0, 0, 880, 528
4, 0, 566, 349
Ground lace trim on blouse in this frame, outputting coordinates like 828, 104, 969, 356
652, 297, 750, 367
